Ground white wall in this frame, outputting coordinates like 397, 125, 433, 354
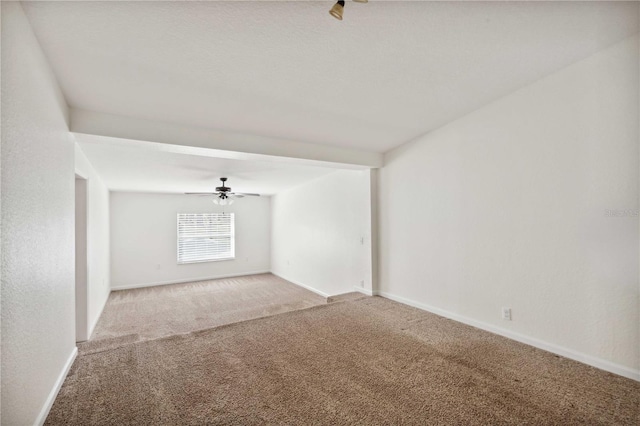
379, 35, 639, 379
110, 192, 271, 289
75, 143, 110, 338
271, 170, 373, 297
1, 2, 77, 424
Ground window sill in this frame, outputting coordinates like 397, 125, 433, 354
177, 257, 235, 265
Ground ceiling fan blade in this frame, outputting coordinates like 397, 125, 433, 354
231, 192, 260, 197
185, 192, 218, 195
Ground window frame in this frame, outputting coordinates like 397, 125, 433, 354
176, 212, 236, 264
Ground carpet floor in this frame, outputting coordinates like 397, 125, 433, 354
86, 273, 327, 349
48, 296, 639, 425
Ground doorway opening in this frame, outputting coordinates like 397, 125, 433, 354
75, 174, 88, 342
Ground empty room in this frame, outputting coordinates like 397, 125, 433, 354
1, 1, 639, 425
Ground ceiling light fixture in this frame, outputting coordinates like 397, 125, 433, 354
329, 0, 366, 21
329, 1, 345, 20
212, 194, 234, 206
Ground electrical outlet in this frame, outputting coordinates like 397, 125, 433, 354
156, 264, 161, 270
360, 280, 364, 288
502, 307, 512, 321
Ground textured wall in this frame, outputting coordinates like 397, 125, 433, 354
379, 35, 639, 376
1, 2, 76, 424
271, 170, 373, 297
75, 142, 110, 338
110, 192, 271, 289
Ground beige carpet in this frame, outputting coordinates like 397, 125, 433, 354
49, 296, 639, 425
86, 273, 328, 349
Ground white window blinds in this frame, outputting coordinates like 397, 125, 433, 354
177, 213, 235, 264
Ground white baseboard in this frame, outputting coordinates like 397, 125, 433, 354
271, 271, 331, 298
354, 286, 374, 296
111, 270, 271, 291
35, 346, 78, 426
378, 291, 640, 382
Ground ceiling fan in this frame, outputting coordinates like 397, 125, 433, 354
185, 177, 260, 205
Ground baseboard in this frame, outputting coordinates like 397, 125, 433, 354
270, 271, 331, 298
378, 291, 640, 382
35, 346, 78, 426
111, 270, 271, 291
353, 286, 374, 296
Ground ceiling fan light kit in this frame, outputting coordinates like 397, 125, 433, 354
330, 0, 366, 21
213, 197, 234, 206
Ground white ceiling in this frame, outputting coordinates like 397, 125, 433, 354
24, 1, 638, 154
75, 134, 339, 194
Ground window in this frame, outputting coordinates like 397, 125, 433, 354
177, 213, 235, 264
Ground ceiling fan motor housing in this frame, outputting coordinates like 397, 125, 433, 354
215, 177, 230, 193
